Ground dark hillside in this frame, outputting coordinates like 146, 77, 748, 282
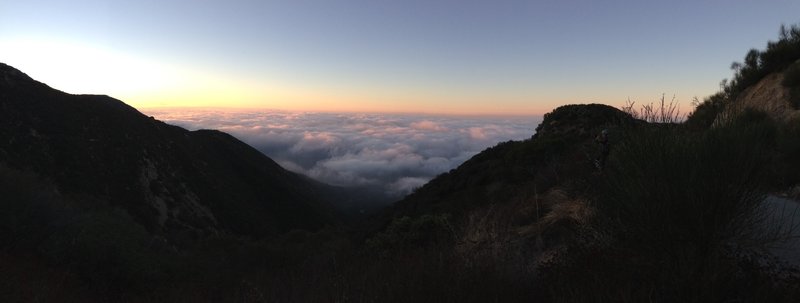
384, 104, 638, 220
353, 104, 643, 301
365, 101, 800, 302
0, 62, 338, 238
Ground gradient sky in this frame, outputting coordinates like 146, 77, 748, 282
1, 0, 799, 115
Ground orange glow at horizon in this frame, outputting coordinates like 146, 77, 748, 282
127, 90, 556, 116
118, 69, 558, 116
2, 38, 593, 117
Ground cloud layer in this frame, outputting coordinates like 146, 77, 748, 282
145, 109, 540, 198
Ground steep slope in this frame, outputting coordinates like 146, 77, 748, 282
366, 101, 800, 302
0, 62, 337, 239
714, 65, 800, 125
367, 104, 639, 250
384, 104, 637, 219
355, 104, 642, 302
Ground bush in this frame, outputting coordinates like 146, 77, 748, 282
775, 117, 800, 189
782, 61, 800, 109
0, 164, 67, 249
727, 24, 800, 100
602, 111, 775, 254
539, 111, 800, 302
689, 23, 800, 129
38, 208, 168, 293
366, 214, 454, 250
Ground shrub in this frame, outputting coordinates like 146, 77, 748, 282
366, 214, 454, 250
775, 117, 800, 189
602, 111, 775, 254
689, 23, 800, 129
0, 164, 67, 249
38, 208, 168, 293
782, 61, 800, 108
539, 110, 800, 302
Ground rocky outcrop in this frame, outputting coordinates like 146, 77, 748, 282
715, 71, 800, 125
534, 103, 640, 138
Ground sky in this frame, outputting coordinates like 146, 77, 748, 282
145, 108, 539, 198
1, 0, 799, 115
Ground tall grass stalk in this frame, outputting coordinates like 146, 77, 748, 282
622, 94, 685, 124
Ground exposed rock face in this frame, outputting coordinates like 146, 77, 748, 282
0, 63, 339, 239
715, 71, 800, 125
534, 103, 640, 138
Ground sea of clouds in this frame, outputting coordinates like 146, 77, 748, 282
144, 109, 541, 199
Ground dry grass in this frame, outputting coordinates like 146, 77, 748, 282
622, 94, 685, 124
515, 189, 594, 239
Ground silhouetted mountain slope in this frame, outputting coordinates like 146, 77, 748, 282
355, 104, 643, 300
381, 104, 638, 220
0, 62, 338, 238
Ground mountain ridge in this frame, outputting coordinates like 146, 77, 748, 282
0, 62, 341, 239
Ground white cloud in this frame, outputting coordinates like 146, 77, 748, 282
410, 120, 447, 132
144, 109, 540, 198
389, 177, 430, 195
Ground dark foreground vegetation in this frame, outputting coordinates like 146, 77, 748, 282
3, 24, 800, 302
540, 109, 800, 302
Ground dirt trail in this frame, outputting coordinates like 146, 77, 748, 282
764, 195, 800, 266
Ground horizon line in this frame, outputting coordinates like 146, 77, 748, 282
135, 105, 550, 118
